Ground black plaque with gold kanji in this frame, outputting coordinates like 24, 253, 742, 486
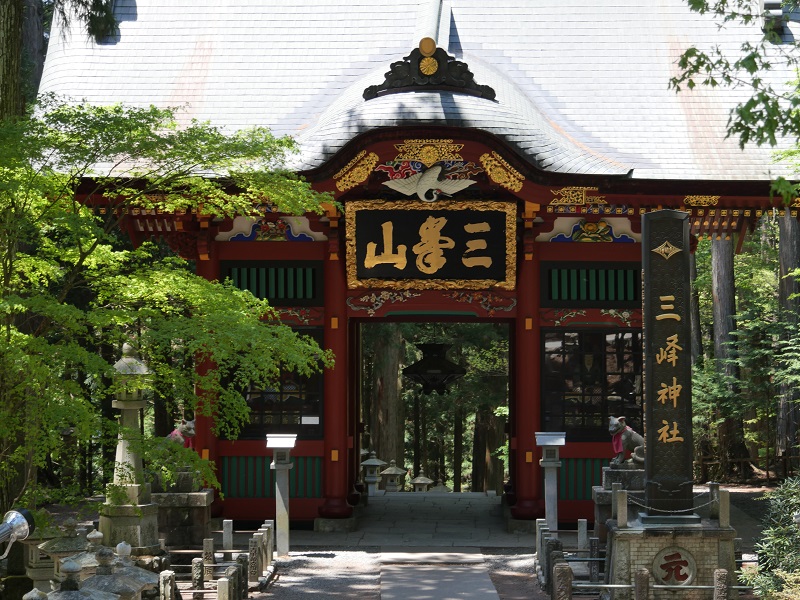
642, 210, 694, 515
345, 200, 516, 290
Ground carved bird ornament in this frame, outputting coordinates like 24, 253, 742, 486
382, 165, 476, 201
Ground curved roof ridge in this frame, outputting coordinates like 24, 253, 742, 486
292, 52, 633, 176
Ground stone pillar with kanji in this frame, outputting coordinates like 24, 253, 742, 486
600, 210, 737, 600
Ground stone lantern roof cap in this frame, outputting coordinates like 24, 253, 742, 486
113, 343, 150, 375
380, 460, 407, 476
361, 451, 388, 467
411, 471, 434, 485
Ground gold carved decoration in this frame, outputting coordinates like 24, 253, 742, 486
334, 150, 380, 192
444, 291, 517, 316
684, 195, 720, 207
345, 199, 516, 290
550, 187, 606, 205
393, 139, 464, 167
419, 57, 439, 75
479, 152, 525, 192
600, 309, 636, 327
652, 240, 682, 260
346, 290, 422, 316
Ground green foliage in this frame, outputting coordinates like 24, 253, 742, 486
673, 1, 800, 149
50, 1, 118, 42
740, 477, 800, 597
394, 322, 509, 489
0, 97, 331, 513
689, 216, 800, 476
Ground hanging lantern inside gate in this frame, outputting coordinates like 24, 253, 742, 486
403, 343, 465, 395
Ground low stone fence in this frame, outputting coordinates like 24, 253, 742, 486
159, 519, 275, 600
551, 562, 746, 600
535, 516, 753, 600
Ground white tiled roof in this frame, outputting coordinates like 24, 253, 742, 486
39, 0, 800, 180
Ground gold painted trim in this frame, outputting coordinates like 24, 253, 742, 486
479, 152, 525, 192
684, 195, 720, 207
652, 240, 683, 260
333, 151, 380, 192
550, 187, 606, 206
345, 199, 517, 290
393, 139, 465, 167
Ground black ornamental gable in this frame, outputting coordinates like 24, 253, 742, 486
364, 42, 496, 101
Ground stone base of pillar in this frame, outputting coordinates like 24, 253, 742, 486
505, 517, 538, 534
318, 498, 353, 519
314, 517, 357, 533
98, 503, 161, 556
508, 498, 544, 520
592, 466, 645, 541
605, 520, 736, 600
152, 489, 214, 547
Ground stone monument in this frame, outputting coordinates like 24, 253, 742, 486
601, 211, 737, 599
151, 420, 213, 547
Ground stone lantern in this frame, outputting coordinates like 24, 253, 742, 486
113, 541, 161, 589
62, 529, 104, 580
410, 471, 433, 493
360, 452, 387, 496
45, 559, 119, 600
98, 344, 160, 556
535, 431, 566, 534
38, 520, 89, 584
267, 433, 297, 557
380, 460, 407, 492
429, 480, 451, 493
22, 521, 60, 593
81, 543, 158, 600
81, 547, 138, 599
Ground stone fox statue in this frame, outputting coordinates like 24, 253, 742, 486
167, 419, 196, 449
608, 416, 644, 466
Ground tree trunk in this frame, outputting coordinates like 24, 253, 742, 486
471, 405, 489, 491
366, 324, 404, 466
711, 237, 748, 476
436, 418, 446, 485
487, 407, 506, 495
0, 0, 25, 119
690, 249, 703, 365
777, 212, 800, 464
153, 391, 172, 438
453, 403, 463, 492
21, 0, 44, 104
413, 394, 420, 476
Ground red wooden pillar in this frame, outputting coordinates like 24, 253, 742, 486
319, 222, 353, 518
510, 224, 544, 519
193, 258, 222, 512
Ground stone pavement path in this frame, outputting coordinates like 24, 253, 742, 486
253, 493, 544, 599
225, 487, 766, 599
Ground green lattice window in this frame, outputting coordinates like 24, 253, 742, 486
222, 261, 322, 306
542, 262, 640, 308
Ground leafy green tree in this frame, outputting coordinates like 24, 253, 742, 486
673, 0, 800, 148
690, 217, 798, 478
740, 477, 800, 597
0, 97, 332, 513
